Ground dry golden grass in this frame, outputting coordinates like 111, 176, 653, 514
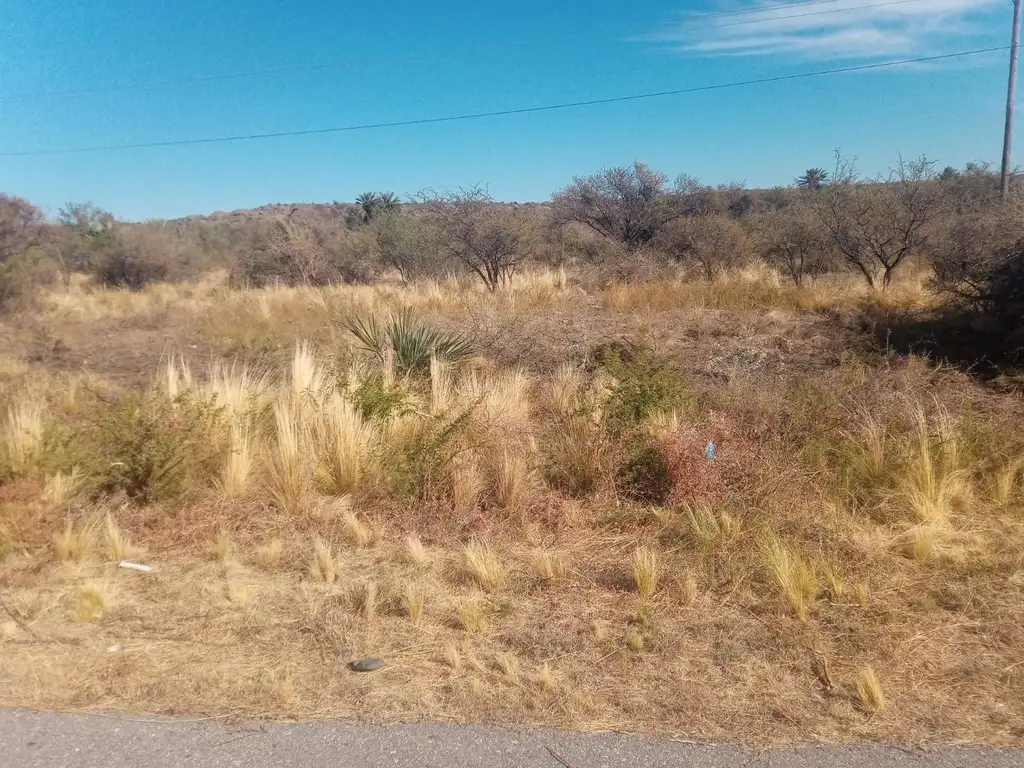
819, 561, 846, 599
857, 666, 886, 713
903, 524, 938, 561
535, 662, 556, 693
764, 537, 818, 621
309, 536, 338, 584
632, 546, 659, 600
267, 402, 312, 515
226, 581, 249, 604
219, 423, 255, 500
350, 581, 377, 620
899, 404, 972, 524
104, 513, 139, 561
531, 549, 569, 582
686, 502, 742, 550
680, 573, 699, 606
402, 581, 426, 626
341, 509, 373, 548
463, 541, 505, 592
491, 450, 535, 510
3, 397, 44, 473
254, 538, 284, 570
42, 468, 85, 509
456, 601, 488, 633
71, 583, 106, 621
449, 459, 484, 514
626, 630, 645, 652
443, 643, 462, 670
54, 520, 92, 563
992, 456, 1023, 506
2, 267, 1023, 746
212, 529, 232, 562
854, 582, 871, 605
404, 535, 430, 567
494, 651, 521, 684
315, 394, 370, 496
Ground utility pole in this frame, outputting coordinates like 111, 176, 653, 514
1002, 0, 1023, 198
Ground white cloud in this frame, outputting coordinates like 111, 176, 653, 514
652, 0, 1004, 60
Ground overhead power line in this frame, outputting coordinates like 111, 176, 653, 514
0, 47, 1004, 158
708, 0, 931, 30
1, 0, 934, 100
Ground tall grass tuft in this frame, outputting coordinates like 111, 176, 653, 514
341, 509, 372, 548
219, 422, 255, 499
404, 534, 429, 566
532, 549, 569, 582
764, 536, 818, 621
267, 401, 312, 514
856, 666, 886, 712
899, 403, 971, 524
55, 520, 92, 563
632, 546, 659, 600
685, 502, 741, 550
3, 397, 45, 474
403, 581, 426, 626
491, 450, 535, 510
315, 394, 370, 496
449, 457, 484, 514
464, 541, 505, 591
43, 468, 85, 508
309, 536, 338, 583
992, 457, 1024, 506
291, 342, 326, 402
104, 513, 138, 560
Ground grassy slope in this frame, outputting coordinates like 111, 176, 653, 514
0, 268, 1022, 745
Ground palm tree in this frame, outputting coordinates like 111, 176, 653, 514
377, 192, 401, 215
356, 192, 381, 222
796, 168, 828, 190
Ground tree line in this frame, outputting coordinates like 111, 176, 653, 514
0, 155, 1020, 340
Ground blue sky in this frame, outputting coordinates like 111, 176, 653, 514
0, 0, 1009, 220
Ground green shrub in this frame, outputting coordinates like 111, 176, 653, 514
380, 405, 477, 500
617, 437, 674, 504
79, 391, 226, 502
350, 374, 412, 421
342, 309, 474, 376
596, 346, 693, 434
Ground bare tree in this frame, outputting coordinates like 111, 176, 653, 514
811, 154, 944, 289
371, 212, 443, 282
0, 195, 46, 265
552, 162, 701, 251
267, 220, 341, 285
932, 199, 1024, 325
418, 187, 531, 291
756, 206, 829, 286
55, 202, 117, 284
658, 213, 749, 280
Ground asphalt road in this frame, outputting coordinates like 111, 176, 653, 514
2, 709, 1021, 768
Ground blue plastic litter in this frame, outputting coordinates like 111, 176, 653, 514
704, 441, 718, 461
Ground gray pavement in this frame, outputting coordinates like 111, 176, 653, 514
1, 709, 1021, 767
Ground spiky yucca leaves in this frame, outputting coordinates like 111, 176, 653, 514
342, 309, 474, 376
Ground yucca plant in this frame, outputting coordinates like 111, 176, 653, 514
342, 309, 474, 376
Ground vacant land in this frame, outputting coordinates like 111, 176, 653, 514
1, 267, 1022, 746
